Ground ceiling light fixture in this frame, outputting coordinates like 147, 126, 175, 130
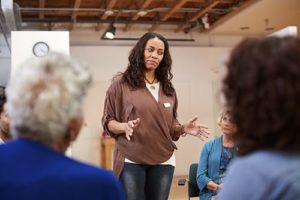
201, 14, 210, 29
104, 22, 116, 39
104, 9, 114, 16
137, 10, 148, 17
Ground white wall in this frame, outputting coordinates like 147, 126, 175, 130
0, 58, 10, 86
0, 40, 11, 86
11, 31, 69, 77
70, 45, 230, 175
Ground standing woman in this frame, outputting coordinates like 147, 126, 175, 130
102, 32, 209, 200
197, 110, 237, 200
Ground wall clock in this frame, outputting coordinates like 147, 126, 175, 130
32, 41, 50, 57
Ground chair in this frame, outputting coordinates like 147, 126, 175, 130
178, 163, 200, 199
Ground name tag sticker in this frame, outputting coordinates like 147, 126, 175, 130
164, 102, 171, 108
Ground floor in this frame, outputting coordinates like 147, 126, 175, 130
169, 176, 199, 200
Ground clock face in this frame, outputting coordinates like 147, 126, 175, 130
32, 41, 50, 57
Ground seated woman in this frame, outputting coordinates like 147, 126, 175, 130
196, 110, 237, 200
0, 87, 11, 144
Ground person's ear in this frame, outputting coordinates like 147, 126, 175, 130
67, 117, 83, 142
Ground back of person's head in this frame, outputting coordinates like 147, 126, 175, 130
6, 53, 91, 146
223, 36, 300, 155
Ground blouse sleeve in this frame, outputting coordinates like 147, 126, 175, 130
102, 78, 123, 138
171, 91, 183, 141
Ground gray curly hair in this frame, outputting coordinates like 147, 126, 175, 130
6, 52, 92, 145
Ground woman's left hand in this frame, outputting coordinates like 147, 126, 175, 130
182, 116, 210, 141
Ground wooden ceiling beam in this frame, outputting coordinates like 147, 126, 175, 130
69, 0, 82, 31
176, 0, 219, 33
39, 0, 45, 30
219, 0, 235, 3
39, 0, 45, 19
149, 0, 188, 32
193, 0, 261, 32
161, 0, 188, 21
123, 0, 154, 32
190, 0, 220, 21
101, 0, 118, 20
71, 0, 82, 19
95, 0, 118, 31
132, 0, 154, 20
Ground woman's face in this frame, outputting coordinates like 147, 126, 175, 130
0, 103, 9, 133
144, 37, 165, 71
220, 113, 236, 136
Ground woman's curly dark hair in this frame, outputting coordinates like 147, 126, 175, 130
122, 32, 175, 96
223, 36, 300, 155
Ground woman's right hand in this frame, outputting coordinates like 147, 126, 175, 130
123, 118, 140, 141
207, 180, 220, 193
182, 116, 210, 140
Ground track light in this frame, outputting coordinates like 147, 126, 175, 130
104, 9, 114, 16
104, 22, 116, 39
137, 10, 148, 17
201, 14, 210, 29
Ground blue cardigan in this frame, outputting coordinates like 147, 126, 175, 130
0, 138, 124, 200
197, 136, 222, 200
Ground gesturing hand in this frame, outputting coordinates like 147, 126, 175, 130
124, 118, 140, 141
182, 116, 210, 141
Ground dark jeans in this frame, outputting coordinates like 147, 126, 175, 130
120, 162, 175, 200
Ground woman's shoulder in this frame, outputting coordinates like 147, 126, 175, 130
235, 151, 300, 172
108, 73, 126, 89
104, 74, 125, 96
205, 136, 222, 146
111, 73, 123, 84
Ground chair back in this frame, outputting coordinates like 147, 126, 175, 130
188, 163, 200, 198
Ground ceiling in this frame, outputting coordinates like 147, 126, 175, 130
13, 0, 261, 34
0, 0, 299, 84
211, 0, 300, 36
1, 0, 300, 46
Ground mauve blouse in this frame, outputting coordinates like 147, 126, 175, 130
102, 75, 183, 177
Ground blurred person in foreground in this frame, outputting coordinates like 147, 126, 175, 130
197, 110, 237, 200
0, 87, 11, 143
218, 36, 300, 199
0, 53, 124, 200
